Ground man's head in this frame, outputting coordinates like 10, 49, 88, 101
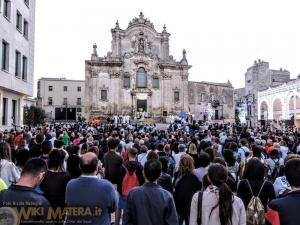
178, 144, 186, 153
143, 159, 162, 182
35, 133, 45, 144
54, 139, 64, 149
107, 138, 120, 151
285, 158, 300, 188
80, 152, 98, 175
20, 158, 48, 188
128, 147, 138, 160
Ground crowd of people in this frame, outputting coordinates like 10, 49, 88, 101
0, 120, 300, 225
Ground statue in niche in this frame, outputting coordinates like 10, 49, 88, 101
138, 38, 145, 53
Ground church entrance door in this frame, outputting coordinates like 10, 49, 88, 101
137, 100, 147, 112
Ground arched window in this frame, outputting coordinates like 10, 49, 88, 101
136, 67, 147, 88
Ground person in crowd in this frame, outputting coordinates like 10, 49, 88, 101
40, 149, 70, 224
194, 152, 210, 183
138, 145, 148, 167
266, 158, 300, 225
123, 159, 179, 225
237, 158, 275, 211
40, 140, 53, 161
187, 141, 199, 168
0, 158, 51, 225
265, 149, 284, 182
174, 144, 186, 171
65, 152, 117, 225
116, 147, 144, 225
157, 156, 173, 193
279, 140, 289, 160
0, 142, 20, 186
163, 144, 175, 176
66, 145, 82, 179
29, 133, 45, 158
273, 154, 300, 197
103, 137, 123, 184
62, 130, 70, 146
174, 154, 202, 225
237, 139, 250, 164
222, 149, 239, 182
202, 157, 237, 192
189, 163, 246, 225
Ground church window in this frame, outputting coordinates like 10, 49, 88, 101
152, 77, 159, 88
136, 67, 147, 88
174, 91, 180, 102
101, 90, 107, 101
123, 74, 130, 88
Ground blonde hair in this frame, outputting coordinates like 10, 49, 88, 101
188, 143, 197, 155
178, 154, 195, 176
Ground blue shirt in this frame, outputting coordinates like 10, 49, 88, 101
65, 176, 117, 225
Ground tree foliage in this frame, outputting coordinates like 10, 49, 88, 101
23, 106, 45, 126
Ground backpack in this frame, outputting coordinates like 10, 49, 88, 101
122, 165, 139, 198
246, 180, 266, 225
270, 159, 280, 181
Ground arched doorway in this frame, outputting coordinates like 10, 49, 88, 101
289, 96, 300, 117
289, 96, 300, 124
260, 101, 268, 121
273, 98, 282, 121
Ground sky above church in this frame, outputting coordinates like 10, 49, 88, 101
35, 0, 300, 93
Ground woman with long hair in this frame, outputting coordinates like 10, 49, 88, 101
237, 158, 275, 211
0, 142, 20, 186
190, 163, 246, 225
174, 154, 202, 225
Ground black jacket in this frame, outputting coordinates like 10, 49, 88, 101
67, 154, 81, 179
266, 190, 300, 225
158, 172, 173, 194
0, 184, 53, 225
173, 173, 202, 218
237, 179, 276, 210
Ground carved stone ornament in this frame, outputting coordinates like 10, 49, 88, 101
162, 73, 172, 80
109, 72, 120, 78
88, 66, 99, 78
138, 38, 145, 53
131, 88, 152, 96
182, 74, 189, 81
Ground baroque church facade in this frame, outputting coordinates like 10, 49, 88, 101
84, 13, 234, 121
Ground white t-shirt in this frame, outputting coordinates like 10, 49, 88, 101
273, 176, 291, 196
174, 152, 186, 172
238, 146, 250, 163
138, 153, 147, 167
280, 146, 289, 160
265, 158, 284, 176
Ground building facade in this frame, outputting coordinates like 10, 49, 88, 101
258, 76, 300, 124
235, 59, 290, 127
84, 12, 234, 121
188, 81, 234, 121
0, 0, 35, 128
37, 78, 85, 121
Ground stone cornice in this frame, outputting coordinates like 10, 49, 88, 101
86, 59, 123, 67
158, 63, 192, 70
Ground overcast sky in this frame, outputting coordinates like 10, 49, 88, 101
34, 0, 300, 95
